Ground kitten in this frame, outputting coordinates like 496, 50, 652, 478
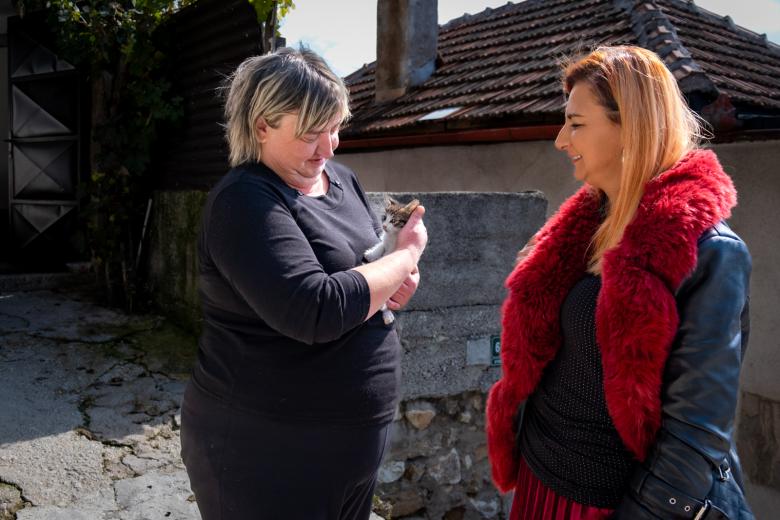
364, 197, 421, 325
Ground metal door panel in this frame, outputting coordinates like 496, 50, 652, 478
10, 30, 74, 78
7, 15, 81, 259
10, 202, 76, 250
12, 84, 75, 136
12, 141, 76, 199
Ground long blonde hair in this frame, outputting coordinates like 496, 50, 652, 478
563, 46, 706, 272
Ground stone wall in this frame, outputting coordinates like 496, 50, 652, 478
377, 391, 501, 519
146, 189, 548, 519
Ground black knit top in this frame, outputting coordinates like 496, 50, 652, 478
192, 160, 400, 426
518, 274, 636, 508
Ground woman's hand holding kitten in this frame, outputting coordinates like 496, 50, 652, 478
387, 265, 420, 311
363, 199, 427, 324
395, 205, 427, 264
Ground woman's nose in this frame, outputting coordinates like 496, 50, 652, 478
318, 132, 335, 158
554, 125, 568, 151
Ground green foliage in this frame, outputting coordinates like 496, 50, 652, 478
247, 0, 295, 26
17, 0, 194, 309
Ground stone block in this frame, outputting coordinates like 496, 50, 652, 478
429, 448, 462, 485
386, 488, 425, 517
404, 460, 426, 482
469, 493, 501, 518
377, 460, 406, 484
404, 400, 437, 430
366, 192, 546, 309
388, 420, 444, 459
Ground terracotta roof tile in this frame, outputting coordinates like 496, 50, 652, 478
343, 0, 780, 138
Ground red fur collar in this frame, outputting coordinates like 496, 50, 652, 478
486, 149, 737, 492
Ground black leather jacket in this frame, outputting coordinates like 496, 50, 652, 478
614, 221, 753, 519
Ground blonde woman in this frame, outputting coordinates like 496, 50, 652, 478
486, 46, 753, 519
180, 48, 426, 520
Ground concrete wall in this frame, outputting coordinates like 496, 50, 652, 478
337, 138, 780, 515
364, 193, 547, 399
713, 141, 780, 514
147, 189, 547, 518
145, 190, 207, 333
711, 141, 780, 402
337, 141, 578, 218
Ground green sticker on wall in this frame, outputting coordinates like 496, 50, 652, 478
490, 335, 501, 366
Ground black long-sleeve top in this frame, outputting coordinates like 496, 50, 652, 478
191, 160, 400, 425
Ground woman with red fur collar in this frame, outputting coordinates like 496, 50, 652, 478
486, 46, 754, 519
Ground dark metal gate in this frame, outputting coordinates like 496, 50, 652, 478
6, 15, 81, 262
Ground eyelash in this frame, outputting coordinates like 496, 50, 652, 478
570, 123, 582, 129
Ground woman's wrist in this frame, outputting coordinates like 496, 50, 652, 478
401, 246, 421, 267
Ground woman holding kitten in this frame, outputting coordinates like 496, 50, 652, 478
180, 47, 426, 520
487, 46, 753, 519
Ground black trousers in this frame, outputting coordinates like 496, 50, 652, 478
180, 381, 391, 520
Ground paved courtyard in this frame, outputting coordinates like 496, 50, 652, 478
0, 284, 389, 520
0, 285, 201, 520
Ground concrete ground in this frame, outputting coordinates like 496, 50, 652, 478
0, 280, 385, 520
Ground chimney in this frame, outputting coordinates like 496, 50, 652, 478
376, 0, 438, 102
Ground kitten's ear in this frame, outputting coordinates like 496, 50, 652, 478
380, 196, 389, 212
404, 199, 421, 213
386, 196, 400, 206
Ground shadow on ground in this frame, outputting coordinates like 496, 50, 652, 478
0, 287, 202, 519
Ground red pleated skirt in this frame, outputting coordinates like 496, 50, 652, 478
510, 458, 615, 520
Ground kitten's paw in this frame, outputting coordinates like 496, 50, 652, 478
363, 243, 384, 262
382, 309, 395, 325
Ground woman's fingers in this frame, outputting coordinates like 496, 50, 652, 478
387, 266, 421, 310
396, 206, 428, 262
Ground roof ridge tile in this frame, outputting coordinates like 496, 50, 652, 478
615, 0, 717, 94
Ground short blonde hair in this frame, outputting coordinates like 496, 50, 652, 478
562, 45, 706, 272
223, 47, 351, 167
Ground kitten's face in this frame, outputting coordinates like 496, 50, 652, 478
382, 197, 420, 232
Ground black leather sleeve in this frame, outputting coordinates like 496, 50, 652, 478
613, 223, 752, 519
